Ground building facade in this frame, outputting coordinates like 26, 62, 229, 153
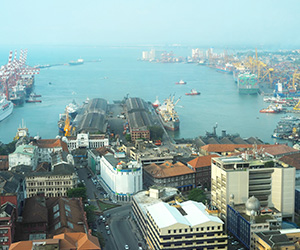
25, 164, 78, 198
143, 161, 195, 192
8, 145, 38, 171
0, 202, 16, 250
211, 156, 295, 221
66, 133, 109, 151
100, 152, 143, 202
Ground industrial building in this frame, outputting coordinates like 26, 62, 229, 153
125, 97, 154, 142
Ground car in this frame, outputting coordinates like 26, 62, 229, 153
232, 241, 239, 245
106, 213, 110, 218
124, 245, 129, 250
99, 215, 103, 220
105, 225, 109, 230
102, 217, 106, 222
107, 230, 110, 235
138, 247, 143, 250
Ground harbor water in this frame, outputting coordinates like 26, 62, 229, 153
0, 46, 296, 144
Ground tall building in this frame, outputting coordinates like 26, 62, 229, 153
211, 155, 295, 221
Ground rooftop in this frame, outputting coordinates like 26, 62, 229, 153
144, 161, 194, 178
147, 200, 223, 229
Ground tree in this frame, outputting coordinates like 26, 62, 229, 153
148, 126, 164, 140
85, 205, 97, 223
125, 134, 131, 142
67, 187, 87, 200
188, 188, 206, 203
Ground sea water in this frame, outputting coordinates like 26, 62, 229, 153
0, 45, 293, 144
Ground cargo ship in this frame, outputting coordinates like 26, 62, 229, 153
237, 73, 259, 95
69, 59, 84, 66
66, 100, 79, 118
0, 95, 13, 122
215, 63, 234, 74
157, 96, 180, 131
9, 83, 26, 106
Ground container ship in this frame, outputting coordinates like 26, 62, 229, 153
237, 73, 259, 95
0, 95, 13, 122
215, 63, 234, 74
157, 96, 180, 131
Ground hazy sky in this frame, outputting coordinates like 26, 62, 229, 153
1, 0, 299, 47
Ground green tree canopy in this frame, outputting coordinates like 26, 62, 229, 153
67, 187, 87, 200
148, 126, 164, 140
188, 188, 207, 203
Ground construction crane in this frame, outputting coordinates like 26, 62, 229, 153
64, 112, 72, 137
291, 69, 300, 91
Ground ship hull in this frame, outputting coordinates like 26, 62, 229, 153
158, 114, 180, 131
0, 100, 13, 122
238, 88, 259, 95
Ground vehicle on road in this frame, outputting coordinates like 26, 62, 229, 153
124, 245, 129, 250
107, 230, 110, 235
105, 225, 109, 230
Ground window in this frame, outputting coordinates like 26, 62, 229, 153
65, 204, 71, 212
54, 211, 60, 219
54, 222, 61, 230
53, 204, 59, 213
67, 221, 74, 229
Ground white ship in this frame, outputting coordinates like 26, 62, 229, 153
0, 95, 13, 122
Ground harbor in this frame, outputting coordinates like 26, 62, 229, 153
0, 46, 300, 146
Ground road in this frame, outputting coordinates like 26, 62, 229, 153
76, 167, 144, 250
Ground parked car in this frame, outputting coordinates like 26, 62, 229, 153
105, 225, 109, 230
107, 230, 110, 235
124, 245, 129, 250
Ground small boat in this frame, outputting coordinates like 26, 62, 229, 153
175, 80, 186, 85
152, 96, 160, 108
260, 104, 283, 113
26, 98, 42, 103
26, 93, 42, 103
49, 82, 52, 85
185, 89, 201, 96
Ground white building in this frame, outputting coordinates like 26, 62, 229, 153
65, 133, 109, 151
9, 145, 38, 171
100, 152, 143, 202
132, 187, 227, 250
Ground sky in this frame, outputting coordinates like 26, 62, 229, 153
0, 0, 300, 48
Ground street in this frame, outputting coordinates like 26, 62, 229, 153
76, 167, 145, 250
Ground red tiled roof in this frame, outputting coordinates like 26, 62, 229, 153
280, 152, 300, 170
201, 144, 255, 153
260, 144, 299, 156
144, 161, 194, 178
31, 139, 69, 153
188, 154, 219, 169
54, 232, 101, 250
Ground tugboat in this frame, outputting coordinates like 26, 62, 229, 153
25, 93, 42, 103
152, 96, 160, 108
185, 89, 201, 96
260, 104, 283, 113
175, 80, 186, 85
